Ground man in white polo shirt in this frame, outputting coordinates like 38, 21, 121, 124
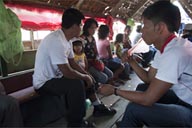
99, 1, 192, 127
33, 8, 94, 127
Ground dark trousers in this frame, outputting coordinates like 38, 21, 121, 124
136, 83, 192, 109
119, 83, 192, 127
36, 77, 86, 127
0, 95, 23, 127
136, 83, 179, 104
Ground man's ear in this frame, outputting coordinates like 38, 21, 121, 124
155, 22, 164, 34
71, 24, 77, 30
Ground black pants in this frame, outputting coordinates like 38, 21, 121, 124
136, 83, 192, 109
136, 83, 179, 104
36, 77, 86, 127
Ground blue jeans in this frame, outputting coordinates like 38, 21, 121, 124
89, 66, 113, 84
120, 103, 192, 127
119, 83, 192, 127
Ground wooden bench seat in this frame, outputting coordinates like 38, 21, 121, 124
0, 70, 66, 126
0, 70, 39, 103
1, 70, 34, 94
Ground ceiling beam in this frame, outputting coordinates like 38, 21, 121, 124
178, 0, 192, 19
131, 0, 151, 18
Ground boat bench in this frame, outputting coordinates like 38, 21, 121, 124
0, 70, 66, 126
0, 70, 38, 103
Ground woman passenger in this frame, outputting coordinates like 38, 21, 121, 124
96, 25, 125, 83
81, 18, 114, 84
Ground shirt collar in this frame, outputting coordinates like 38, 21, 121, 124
160, 34, 176, 54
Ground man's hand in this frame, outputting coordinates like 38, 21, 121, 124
98, 84, 114, 96
83, 74, 93, 88
121, 49, 135, 63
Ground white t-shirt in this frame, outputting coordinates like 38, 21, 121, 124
152, 37, 192, 105
33, 29, 74, 89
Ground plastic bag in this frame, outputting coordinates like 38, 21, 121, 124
0, 0, 23, 65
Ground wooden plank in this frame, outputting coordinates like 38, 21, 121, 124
88, 98, 129, 128
1, 70, 33, 94
100, 94, 120, 107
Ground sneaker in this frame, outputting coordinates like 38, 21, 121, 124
93, 103, 116, 117
81, 120, 96, 128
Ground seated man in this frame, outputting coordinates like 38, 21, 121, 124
99, 1, 192, 127
0, 82, 23, 127
33, 8, 115, 127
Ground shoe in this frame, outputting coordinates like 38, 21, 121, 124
81, 120, 96, 128
93, 103, 116, 117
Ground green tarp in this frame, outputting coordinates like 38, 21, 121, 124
0, 0, 23, 65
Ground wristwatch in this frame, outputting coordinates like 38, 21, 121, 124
114, 88, 118, 96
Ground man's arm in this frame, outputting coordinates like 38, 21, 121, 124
122, 50, 157, 84
68, 58, 87, 74
58, 63, 87, 80
130, 59, 157, 84
59, 59, 93, 87
99, 78, 172, 106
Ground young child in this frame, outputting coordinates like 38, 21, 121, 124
114, 33, 124, 62
72, 39, 117, 117
72, 39, 88, 71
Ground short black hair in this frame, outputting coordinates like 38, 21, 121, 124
62, 8, 85, 29
82, 18, 98, 36
136, 25, 142, 33
98, 25, 109, 39
142, 0, 181, 32
115, 33, 123, 44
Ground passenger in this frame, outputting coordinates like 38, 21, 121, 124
123, 25, 132, 49
72, 39, 117, 117
33, 8, 94, 127
0, 82, 23, 127
72, 39, 88, 71
99, 1, 192, 127
114, 33, 131, 80
81, 18, 114, 84
131, 25, 142, 45
182, 23, 192, 42
96, 25, 125, 84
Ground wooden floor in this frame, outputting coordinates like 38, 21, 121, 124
45, 72, 142, 127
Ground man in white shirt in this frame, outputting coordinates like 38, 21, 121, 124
99, 1, 192, 127
33, 8, 94, 127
